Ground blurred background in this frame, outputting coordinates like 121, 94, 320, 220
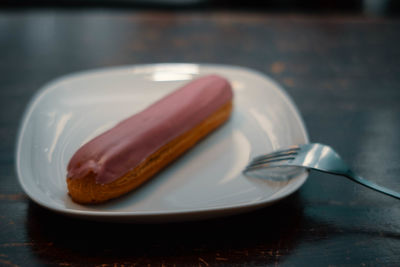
1, 0, 400, 16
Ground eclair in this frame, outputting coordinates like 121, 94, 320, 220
66, 74, 233, 204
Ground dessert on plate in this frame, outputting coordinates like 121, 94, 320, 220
66, 74, 233, 204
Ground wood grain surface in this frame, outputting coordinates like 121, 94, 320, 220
0, 9, 399, 266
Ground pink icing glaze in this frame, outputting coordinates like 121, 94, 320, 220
67, 74, 233, 184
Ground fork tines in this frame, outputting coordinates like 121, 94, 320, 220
251, 146, 300, 162
245, 146, 300, 172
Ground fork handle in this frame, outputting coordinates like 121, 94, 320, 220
345, 171, 400, 200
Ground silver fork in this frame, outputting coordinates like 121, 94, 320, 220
243, 143, 400, 199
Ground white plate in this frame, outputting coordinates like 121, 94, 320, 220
16, 64, 308, 222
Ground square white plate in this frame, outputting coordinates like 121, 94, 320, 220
16, 63, 308, 222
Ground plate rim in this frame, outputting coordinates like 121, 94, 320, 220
15, 63, 309, 221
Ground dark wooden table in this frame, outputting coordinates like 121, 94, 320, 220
1, 8, 399, 266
